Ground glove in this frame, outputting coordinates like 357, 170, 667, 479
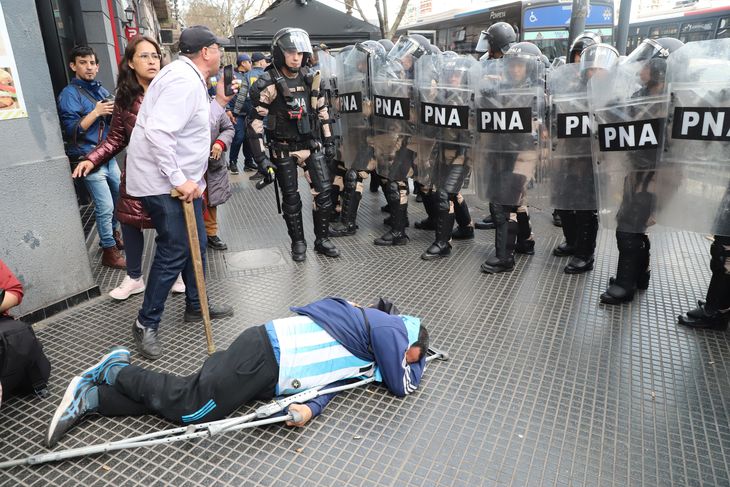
257, 157, 276, 184
323, 138, 336, 160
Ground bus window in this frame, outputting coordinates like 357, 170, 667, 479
679, 20, 715, 43
649, 23, 679, 38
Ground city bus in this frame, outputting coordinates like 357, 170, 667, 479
396, 0, 615, 59
627, 4, 730, 53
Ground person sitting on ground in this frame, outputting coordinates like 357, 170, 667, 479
46, 297, 428, 447
0, 259, 51, 409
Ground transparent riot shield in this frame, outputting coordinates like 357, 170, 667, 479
370, 55, 417, 181
588, 61, 669, 233
473, 57, 546, 207
547, 63, 596, 210
317, 50, 341, 143
415, 54, 476, 194
656, 39, 730, 237
336, 47, 373, 171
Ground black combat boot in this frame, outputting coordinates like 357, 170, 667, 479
553, 210, 576, 257
515, 210, 535, 255
329, 176, 361, 237
565, 210, 598, 274
452, 197, 474, 240
414, 191, 437, 230
600, 232, 645, 304
312, 209, 340, 257
475, 213, 495, 230
421, 210, 455, 260
679, 238, 730, 329
283, 212, 307, 262
481, 205, 517, 273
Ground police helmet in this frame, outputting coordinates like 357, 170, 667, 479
389, 34, 432, 61
579, 43, 619, 78
540, 54, 551, 69
378, 39, 394, 52
569, 32, 601, 63
626, 37, 685, 63
503, 42, 542, 82
442, 50, 458, 58
357, 40, 385, 57
429, 44, 442, 55
271, 27, 313, 72
475, 22, 517, 56
440, 56, 473, 87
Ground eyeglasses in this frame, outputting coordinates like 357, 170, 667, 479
137, 53, 161, 61
205, 45, 221, 53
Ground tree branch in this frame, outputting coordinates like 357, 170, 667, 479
387, 0, 411, 39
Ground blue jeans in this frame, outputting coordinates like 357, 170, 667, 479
229, 116, 254, 166
137, 195, 206, 329
84, 159, 121, 248
120, 223, 144, 280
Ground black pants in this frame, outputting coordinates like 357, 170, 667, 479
97, 326, 278, 424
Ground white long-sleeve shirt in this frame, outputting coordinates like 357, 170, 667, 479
126, 56, 225, 196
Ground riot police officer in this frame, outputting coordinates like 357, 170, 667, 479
473, 22, 518, 231
476, 42, 545, 273
248, 28, 340, 262
592, 37, 684, 304
568, 32, 601, 64
550, 43, 619, 274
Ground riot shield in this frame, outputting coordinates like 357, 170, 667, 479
473, 57, 546, 207
588, 60, 669, 233
415, 54, 476, 194
370, 54, 417, 181
655, 39, 730, 237
336, 46, 374, 171
546, 63, 596, 210
317, 50, 341, 144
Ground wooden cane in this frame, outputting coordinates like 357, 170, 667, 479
170, 189, 216, 354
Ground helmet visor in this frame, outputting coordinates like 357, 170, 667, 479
389, 37, 421, 61
626, 39, 666, 63
276, 30, 313, 54
475, 32, 490, 53
580, 45, 619, 73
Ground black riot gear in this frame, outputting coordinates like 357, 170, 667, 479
475, 22, 517, 56
271, 27, 313, 72
568, 32, 601, 63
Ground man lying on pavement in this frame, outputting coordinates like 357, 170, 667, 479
46, 297, 429, 447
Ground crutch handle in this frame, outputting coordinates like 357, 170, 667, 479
289, 409, 304, 424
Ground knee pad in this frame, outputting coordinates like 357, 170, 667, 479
490, 204, 510, 225
384, 181, 400, 203
306, 152, 332, 194
344, 169, 359, 191
274, 157, 299, 194
442, 165, 466, 194
281, 192, 302, 215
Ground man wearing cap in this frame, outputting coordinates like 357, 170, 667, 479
124, 25, 236, 361
45, 297, 430, 447
226, 54, 256, 175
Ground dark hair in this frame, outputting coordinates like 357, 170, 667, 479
412, 325, 429, 361
115, 36, 162, 110
69, 46, 97, 64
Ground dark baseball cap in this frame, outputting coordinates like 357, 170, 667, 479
237, 54, 251, 63
179, 25, 228, 54
251, 52, 266, 62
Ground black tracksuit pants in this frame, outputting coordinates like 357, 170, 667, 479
97, 326, 278, 424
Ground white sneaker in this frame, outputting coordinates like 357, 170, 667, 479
171, 274, 186, 294
109, 276, 146, 301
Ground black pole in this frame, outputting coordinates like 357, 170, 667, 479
615, 0, 632, 55
566, 0, 589, 59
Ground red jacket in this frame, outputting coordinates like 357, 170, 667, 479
86, 95, 153, 229
0, 259, 24, 317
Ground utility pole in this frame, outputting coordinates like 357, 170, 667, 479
566, 0, 589, 58
615, 0, 632, 55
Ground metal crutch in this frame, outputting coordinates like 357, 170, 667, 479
0, 348, 448, 468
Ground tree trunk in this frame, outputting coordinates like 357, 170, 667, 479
387, 0, 411, 40
374, 0, 386, 39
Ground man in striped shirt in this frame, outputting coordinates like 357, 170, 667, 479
46, 298, 429, 447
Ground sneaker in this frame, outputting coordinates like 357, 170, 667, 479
80, 347, 130, 385
228, 162, 239, 175
46, 376, 97, 447
132, 321, 162, 360
109, 276, 146, 301
184, 303, 234, 322
171, 274, 186, 294
249, 172, 264, 181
